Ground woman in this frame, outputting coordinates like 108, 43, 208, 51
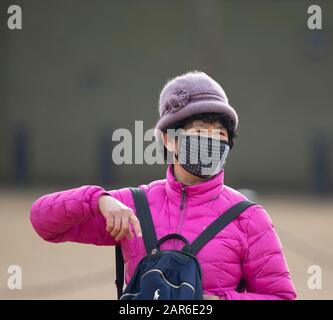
30, 70, 297, 300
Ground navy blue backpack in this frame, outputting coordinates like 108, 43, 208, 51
114, 187, 256, 300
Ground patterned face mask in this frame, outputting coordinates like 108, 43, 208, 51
174, 133, 230, 178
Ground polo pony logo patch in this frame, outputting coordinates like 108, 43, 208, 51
153, 289, 160, 300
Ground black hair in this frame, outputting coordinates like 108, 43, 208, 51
161, 112, 238, 161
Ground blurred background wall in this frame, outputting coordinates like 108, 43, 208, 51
0, 0, 332, 193
1, 0, 333, 301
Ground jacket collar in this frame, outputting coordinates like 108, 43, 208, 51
165, 164, 224, 207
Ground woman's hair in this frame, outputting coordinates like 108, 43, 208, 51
160, 112, 238, 161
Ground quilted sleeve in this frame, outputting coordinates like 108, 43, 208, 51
220, 205, 297, 300
30, 185, 124, 246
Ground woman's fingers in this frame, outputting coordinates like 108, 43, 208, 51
105, 215, 114, 233
115, 215, 132, 241
129, 214, 142, 238
125, 218, 134, 240
110, 215, 122, 237
99, 195, 143, 241
104, 207, 142, 241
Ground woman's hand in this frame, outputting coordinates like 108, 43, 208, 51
98, 195, 142, 241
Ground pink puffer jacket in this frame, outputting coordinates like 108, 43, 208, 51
30, 164, 297, 300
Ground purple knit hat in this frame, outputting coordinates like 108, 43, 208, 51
154, 70, 238, 139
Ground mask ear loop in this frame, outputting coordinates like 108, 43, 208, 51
164, 129, 182, 165
220, 142, 230, 170
221, 160, 227, 170
173, 134, 180, 163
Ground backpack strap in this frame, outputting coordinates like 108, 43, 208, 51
115, 245, 124, 300
184, 200, 256, 255
129, 187, 158, 255
115, 187, 157, 299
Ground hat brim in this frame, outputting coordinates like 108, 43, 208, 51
155, 100, 238, 134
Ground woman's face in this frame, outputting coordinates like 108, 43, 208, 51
163, 119, 229, 154
183, 119, 229, 141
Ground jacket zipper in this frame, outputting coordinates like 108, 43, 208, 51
180, 184, 186, 210
173, 185, 187, 248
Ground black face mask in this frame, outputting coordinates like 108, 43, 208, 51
174, 133, 230, 178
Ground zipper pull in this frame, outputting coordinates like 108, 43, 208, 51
180, 185, 186, 210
